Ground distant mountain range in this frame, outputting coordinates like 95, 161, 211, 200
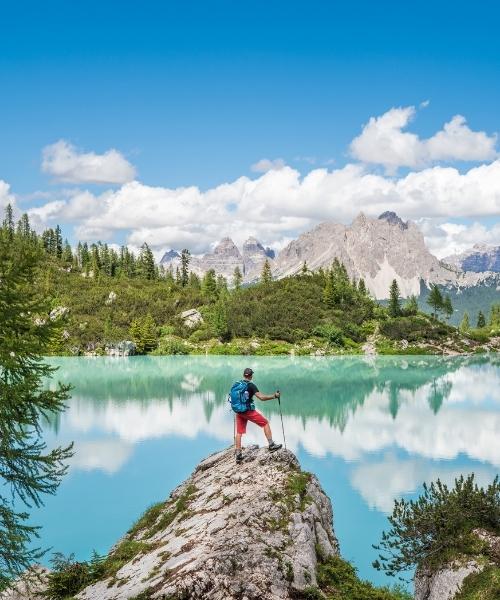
444, 244, 500, 273
159, 212, 500, 310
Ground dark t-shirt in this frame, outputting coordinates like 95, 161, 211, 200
246, 381, 259, 400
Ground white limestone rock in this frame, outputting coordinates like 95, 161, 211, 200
76, 446, 339, 600
180, 308, 204, 328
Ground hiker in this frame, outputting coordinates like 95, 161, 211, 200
230, 367, 282, 464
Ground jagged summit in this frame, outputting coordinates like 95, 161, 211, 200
378, 211, 408, 230
159, 249, 180, 264
213, 237, 242, 257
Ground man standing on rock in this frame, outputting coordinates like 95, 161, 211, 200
231, 367, 282, 464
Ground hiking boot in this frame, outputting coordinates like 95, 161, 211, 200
235, 452, 243, 464
268, 442, 282, 452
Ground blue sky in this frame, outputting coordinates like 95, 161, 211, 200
1, 0, 499, 257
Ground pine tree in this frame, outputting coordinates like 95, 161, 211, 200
388, 279, 401, 317
301, 261, 308, 275
54, 225, 63, 258
2, 204, 14, 239
323, 270, 335, 307
404, 295, 419, 316
202, 269, 218, 301
16, 213, 31, 239
232, 266, 243, 290
427, 284, 443, 319
477, 311, 486, 328
358, 278, 368, 296
188, 272, 201, 290
180, 249, 190, 287
0, 231, 73, 585
139, 243, 156, 280
140, 314, 158, 352
490, 304, 500, 327
442, 296, 453, 321
129, 318, 144, 353
459, 311, 470, 332
216, 274, 228, 294
62, 241, 73, 264
213, 299, 231, 342
260, 259, 272, 284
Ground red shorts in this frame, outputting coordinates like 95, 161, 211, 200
236, 409, 268, 434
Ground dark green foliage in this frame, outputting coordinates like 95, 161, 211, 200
403, 295, 418, 316
138, 243, 157, 280
313, 324, 344, 347
388, 280, 401, 317
202, 269, 218, 301
180, 249, 190, 287
455, 565, 500, 599
261, 258, 272, 284
44, 552, 104, 599
301, 554, 411, 599
427, 284, 444, 319
380, 316, 452, 341
477, 311, 486, 328
490, 304, 500, 327
232, 266, 243, 290
129, 315, 158, 354
460, 312, 471, 332
374, 475, 500, 576
442, 295, 453, 321
0, 225, 73, 587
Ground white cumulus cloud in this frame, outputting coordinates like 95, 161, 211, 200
27, 159, 500, 256
42, 140, 136, 184
0, 180, 16, 212
350, 106, 498, 173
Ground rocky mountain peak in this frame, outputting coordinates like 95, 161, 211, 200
159, 249, 180, 264
378, 211, 408, 230
213, 237, 241, 257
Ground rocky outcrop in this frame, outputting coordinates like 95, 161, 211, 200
444, 244, 500, 273
180, 308, 204, 328
414, 528, 500, 600
105, 340, 136, 357
76, 446, 339, 600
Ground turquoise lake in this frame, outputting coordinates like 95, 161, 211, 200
34, 355, 500, 589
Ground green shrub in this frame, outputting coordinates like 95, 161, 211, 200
313, 324, 344, 347
468, 329, 491, 343
154, 336, 189, 355
374, 475, 500, 576
304, 554, 412, 599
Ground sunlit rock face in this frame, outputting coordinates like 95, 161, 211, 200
414, 529, 500, 600
242, 236, 273, 280
444, 244, 500, 273
273, 212, 457, 298
76, 446, 339, 600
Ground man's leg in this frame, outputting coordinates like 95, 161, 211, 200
235, 414, 245, 463
246, 411, 282, 452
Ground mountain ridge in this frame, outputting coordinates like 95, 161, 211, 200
159, 213, 499, 300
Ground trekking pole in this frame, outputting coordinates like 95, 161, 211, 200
277, 391, 287, 450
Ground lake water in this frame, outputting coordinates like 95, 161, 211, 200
33, 355, 500, 590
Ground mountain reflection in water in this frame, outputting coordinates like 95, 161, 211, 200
37, 355, 500, 589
